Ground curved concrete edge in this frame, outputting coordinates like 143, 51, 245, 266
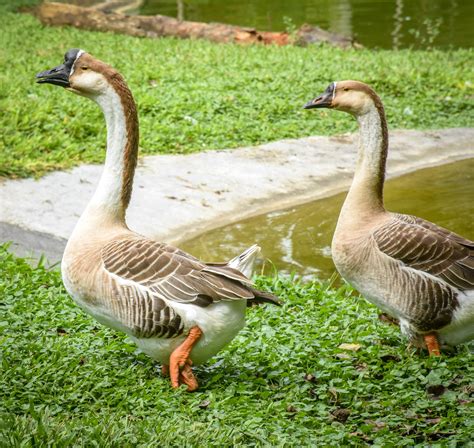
1, 128, 473, 263
0, 222, 66, 266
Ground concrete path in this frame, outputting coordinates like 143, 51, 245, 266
1, 128, 473, 263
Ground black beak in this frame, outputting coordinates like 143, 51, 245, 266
36, 63, 70, 88
303, 82, 335, 109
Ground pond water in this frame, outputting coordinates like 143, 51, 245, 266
181, 158, 474, 281
138, 0, 473, 49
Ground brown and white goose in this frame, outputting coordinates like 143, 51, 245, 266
304, 81, 474, 355
36, 49, 280, 391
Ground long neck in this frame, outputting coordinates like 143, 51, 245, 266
82, 81, 139, 228
341, 101, 388, 219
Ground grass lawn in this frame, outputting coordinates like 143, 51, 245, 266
0, 2, 473, 178
1, 245, 473, 446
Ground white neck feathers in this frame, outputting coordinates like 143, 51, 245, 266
78, 83, 131, 229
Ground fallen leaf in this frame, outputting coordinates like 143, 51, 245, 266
304, 373, 317, 383
331, 408, 351, 423
379, 354, 400, 362
338, 343, 361, 351
462, 385, 474, 395
198, 400, 210, 409
427, 384, 446, 398
427, 431, 456, 441
365, 419, 387, 431
426, 417, 442, 424
327, 387, 338, 403
349, 431, 370, 441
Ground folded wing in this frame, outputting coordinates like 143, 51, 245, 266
102, 237, 280, 308
372, 213, 474, 291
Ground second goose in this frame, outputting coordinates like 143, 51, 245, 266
304, 81, 474, 355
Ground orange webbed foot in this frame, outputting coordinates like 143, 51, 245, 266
169, 326, 203, 392
179, 360, 199, 392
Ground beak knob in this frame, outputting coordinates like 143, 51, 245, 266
36, 49, 83, 88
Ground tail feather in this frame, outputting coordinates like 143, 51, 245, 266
207, 244, 281, 306
227, 244, 261, 278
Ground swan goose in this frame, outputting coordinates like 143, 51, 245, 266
304, 81, 474, 355
36, 49, 280, 391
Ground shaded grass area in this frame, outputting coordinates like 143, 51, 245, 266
1, 245, 473, 446
0, 4, 473, 178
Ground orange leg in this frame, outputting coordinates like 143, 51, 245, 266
424, 333, 441, 356
170, 326, 203, 391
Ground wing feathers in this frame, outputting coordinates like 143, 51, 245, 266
373, 213, 474, 291
100, 237, 279, 339
102, 237, 278, 308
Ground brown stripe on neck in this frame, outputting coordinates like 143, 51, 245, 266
110, 73, 139, 211
369, 88, 388, 199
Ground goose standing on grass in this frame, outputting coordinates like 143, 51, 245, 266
36, 49, 280, 391
304, 81, 474, 355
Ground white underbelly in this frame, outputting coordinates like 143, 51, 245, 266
132, 300, 247, 365
438, 290, 474, 346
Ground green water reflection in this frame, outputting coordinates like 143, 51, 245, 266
140, 0, 474, 49
181, 159, 474, 280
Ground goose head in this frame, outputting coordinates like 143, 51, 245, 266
304, 80, 378, 116
36, 49, 119, 99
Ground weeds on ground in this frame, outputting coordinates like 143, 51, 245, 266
1, 245, 472, 446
